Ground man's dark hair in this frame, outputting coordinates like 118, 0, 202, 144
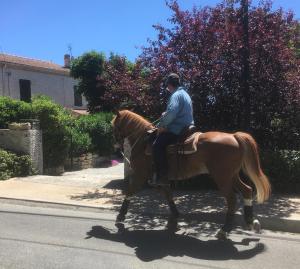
165, 73, 180, 88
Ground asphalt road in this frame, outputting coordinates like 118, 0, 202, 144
0, 203, 299, 269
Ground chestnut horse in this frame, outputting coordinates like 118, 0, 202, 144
112, 110, 271, 238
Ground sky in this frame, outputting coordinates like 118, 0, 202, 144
0, 0, 299, 65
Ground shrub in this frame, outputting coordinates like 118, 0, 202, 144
0, 97, 32, 128
31, 95, 73, 168
261, 150, 300, 193
0, 96, 115, 172
0, 148, 33, 180
68, 127, 92, 156
74, 112, 114, 156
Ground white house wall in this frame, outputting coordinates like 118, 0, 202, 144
0, 65, 87, 109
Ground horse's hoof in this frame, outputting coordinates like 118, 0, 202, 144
253, 219, 261, 233
116, 214, 125, 223
167, 223, 179, 233
115, 222, 125, 234
216, 229, 228, 240
245, 224, 253, 231
167, 218, 179, 232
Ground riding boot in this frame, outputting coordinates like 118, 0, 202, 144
148, 167, 170, 187
156, 170, 170, 187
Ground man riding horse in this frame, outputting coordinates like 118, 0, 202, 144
149, 73, 194, 187
112, 75, 270, 238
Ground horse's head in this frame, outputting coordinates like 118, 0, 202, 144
111, 111, 126, 151
111, 110, 154, 150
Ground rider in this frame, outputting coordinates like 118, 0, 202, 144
149, 73, 194, 186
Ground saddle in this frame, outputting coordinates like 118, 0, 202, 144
145, 125, 201, 155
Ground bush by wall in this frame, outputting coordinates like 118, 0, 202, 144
0, 148, 33, 180
67, 126, 92, 157
0, 97, 32, 128
261, 150, 300, 193
31, 95, 73, 169
73, 112, 114, 156
0, 96, 115, 171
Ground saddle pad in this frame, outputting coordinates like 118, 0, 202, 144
145, 132, 202, 155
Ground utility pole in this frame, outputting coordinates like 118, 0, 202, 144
240, 0, 251, 131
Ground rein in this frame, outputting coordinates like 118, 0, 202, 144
119, 117, 161, 168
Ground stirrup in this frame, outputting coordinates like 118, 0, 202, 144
148, 174, 170, 187
148, 180, 170, 187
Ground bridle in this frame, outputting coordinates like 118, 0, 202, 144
113, 117, 161, 167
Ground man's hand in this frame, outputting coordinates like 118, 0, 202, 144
157, 127, 167, 135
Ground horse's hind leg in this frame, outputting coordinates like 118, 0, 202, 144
234, 176, 261, 233
207, 164, 238, 239
216, 189, 237, 239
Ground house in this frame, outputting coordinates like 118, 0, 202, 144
0, 53, 87, 109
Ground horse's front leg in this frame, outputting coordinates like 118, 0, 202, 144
160, 187, 179, 231
115, 196, 131, 233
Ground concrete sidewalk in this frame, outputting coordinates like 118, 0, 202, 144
0, 163, 299, 233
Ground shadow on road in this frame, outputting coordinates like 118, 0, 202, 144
70, 179, 299, 220
86, 225, 265, 262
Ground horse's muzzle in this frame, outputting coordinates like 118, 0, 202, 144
114, 142, 122, 151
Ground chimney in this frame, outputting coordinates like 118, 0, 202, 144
64, 54, 71, 68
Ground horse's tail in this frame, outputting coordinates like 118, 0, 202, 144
234, 132, 271, 203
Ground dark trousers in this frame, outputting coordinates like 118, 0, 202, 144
152, 132, 178, 178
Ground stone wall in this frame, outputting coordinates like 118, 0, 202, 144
64, 154, 109, 171
0, 127, 43, 174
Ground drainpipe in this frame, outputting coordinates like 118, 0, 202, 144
63, 77, 66, 107
1, 64, 4, 95
6, 71, 11, 97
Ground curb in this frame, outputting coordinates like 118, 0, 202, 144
0, 197, 111, 213
259, 216, 300, 234
0, 197, 299, 234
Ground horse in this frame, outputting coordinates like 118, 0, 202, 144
112, 110, 271, 239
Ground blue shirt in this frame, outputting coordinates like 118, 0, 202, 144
157, 87, 194, 135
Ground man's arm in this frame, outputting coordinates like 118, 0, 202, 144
157, 93, 181, 128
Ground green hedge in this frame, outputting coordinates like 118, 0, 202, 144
31, 95, 73, 168
0, 96, 115, 171
67, 126, 92, 156
261, 150, 300, 193
0, 97, 32, 128
0, 148, 33, 180
73, 113, 114, 156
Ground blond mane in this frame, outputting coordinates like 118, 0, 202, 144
112, 110, 154, 137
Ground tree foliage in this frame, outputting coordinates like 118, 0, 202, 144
99, 54, 158, 115
140, 0, 300, 149
70, 1, 299, 149
70, 51, 105, 112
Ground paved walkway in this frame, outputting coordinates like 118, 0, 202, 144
0, 165, 124, 209
0, 163, 299, 233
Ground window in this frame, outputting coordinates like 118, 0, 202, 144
74, 86, 82, 107
19, 79, 31, 102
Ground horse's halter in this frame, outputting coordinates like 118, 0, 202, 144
113, 123, 143, 152
113, 123, 126, 151
113, 116, 161, 166
113, 117, 142, 152
113, 122, 143, 167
